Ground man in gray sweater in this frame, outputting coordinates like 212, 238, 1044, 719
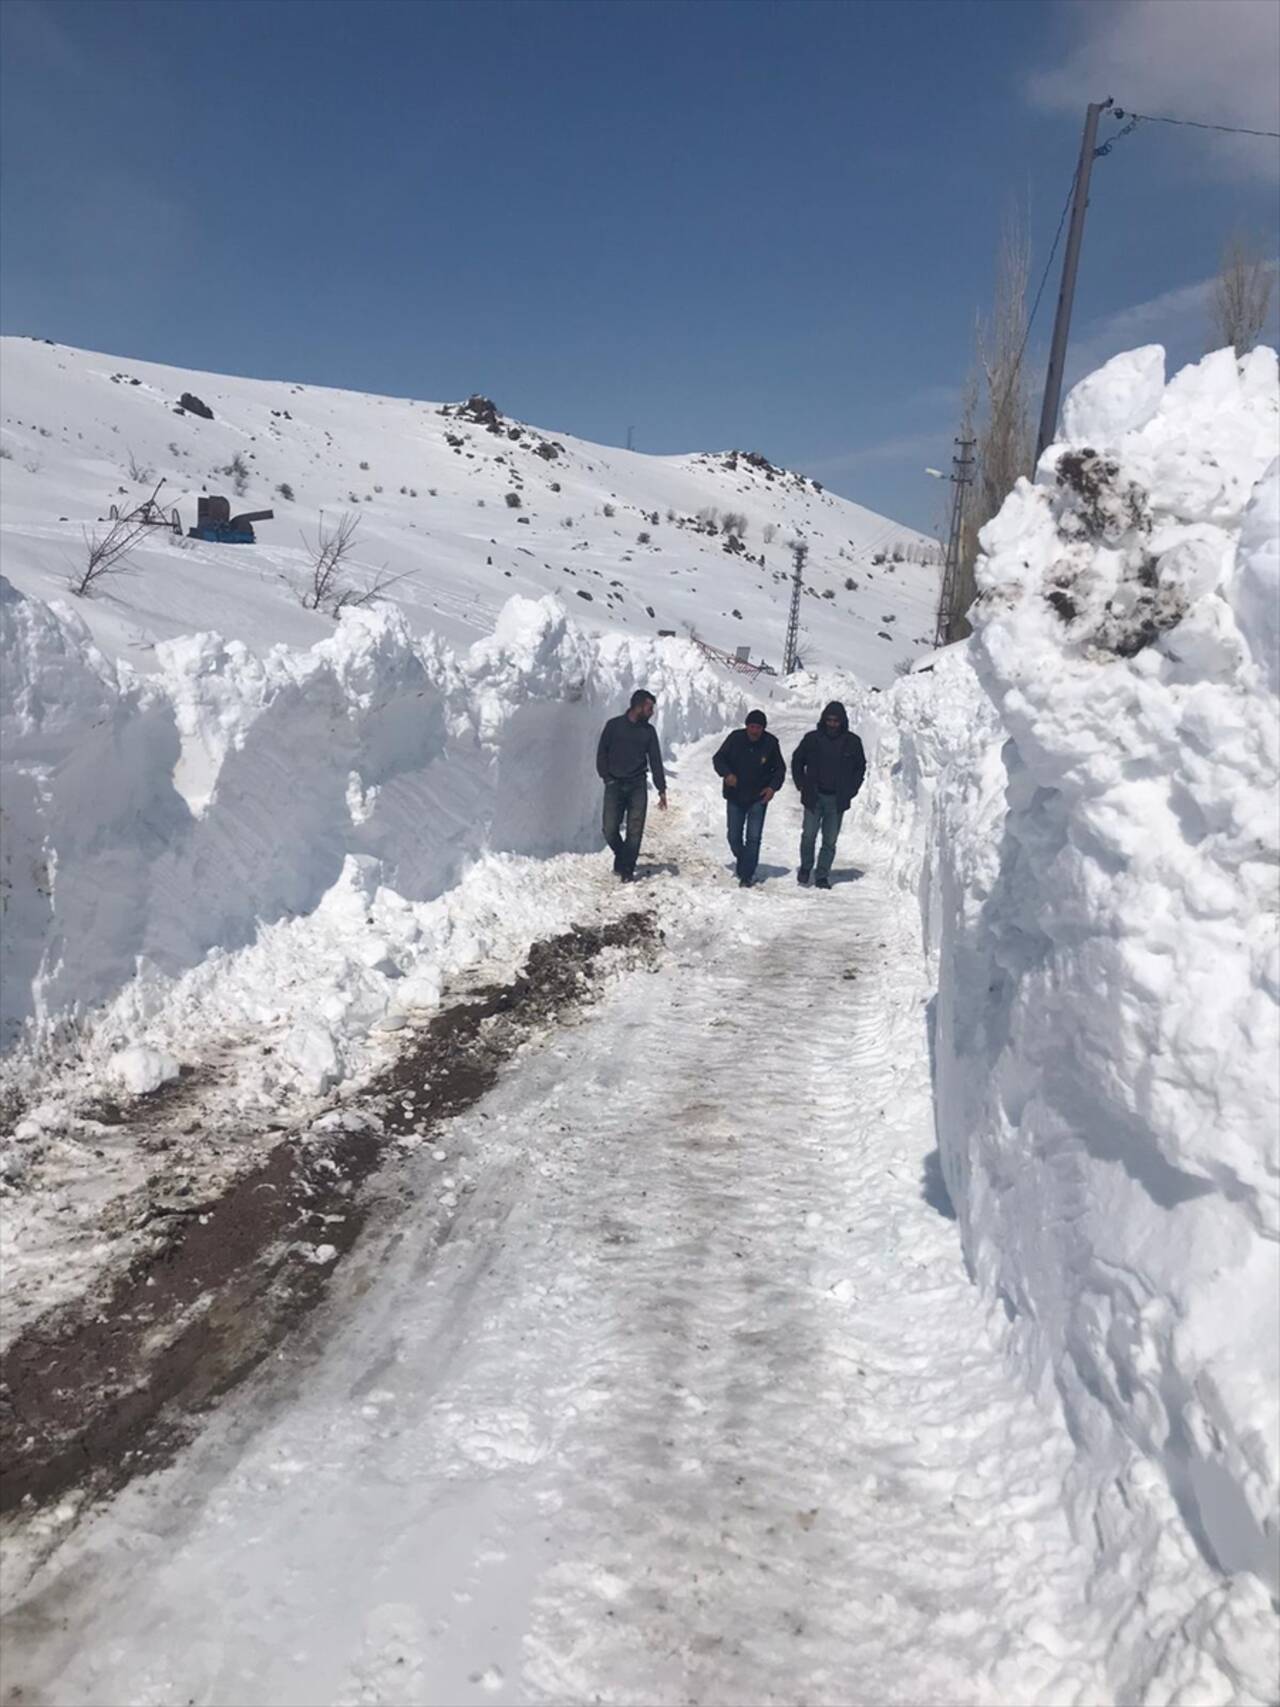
596, 689, 667, 881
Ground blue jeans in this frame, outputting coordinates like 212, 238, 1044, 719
602, 777, 647, 875
726, 799, 768, 881
800, 791, 844, 877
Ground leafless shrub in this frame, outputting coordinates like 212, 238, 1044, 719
1209, 233, 1275, 357
328, 564, 407, 616
602, 502, 616, 517
762, 521, 777, 544
72, 517, 145, 597
219, 451, 250, 496
300, 510, 360, 610
126, 449, 154, 483
299, 510, 405, 617
722, 511, 748, 539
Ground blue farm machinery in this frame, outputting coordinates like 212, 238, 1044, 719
188, 494, 274, 544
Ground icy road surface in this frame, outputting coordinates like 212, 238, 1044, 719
3, 727, 1111, 1706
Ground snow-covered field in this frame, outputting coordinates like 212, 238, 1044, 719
0, 336, 938, 681
1, 339, 1277, 1705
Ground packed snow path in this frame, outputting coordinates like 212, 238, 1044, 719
4, 743, 1111, 1707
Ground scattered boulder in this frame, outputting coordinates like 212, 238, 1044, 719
178, 392, 214, 420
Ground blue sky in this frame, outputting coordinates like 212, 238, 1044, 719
2, 0, 1277, 533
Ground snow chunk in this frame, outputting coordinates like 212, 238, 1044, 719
1231, 458, 1280, 695
282, 1021, 345, 1096
107, 1046, 180, 1096
1060, 343, 1166, 449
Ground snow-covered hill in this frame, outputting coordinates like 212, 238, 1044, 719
0, 338, 938, 684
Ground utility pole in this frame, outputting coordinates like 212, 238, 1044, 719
1035, 97, 1112, 459
783, 537, 808, 675
933, 439, 976, 647
626, 425, 634, 451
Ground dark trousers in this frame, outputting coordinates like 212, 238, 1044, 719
602, 777, 647, 875
726, 799, 767, 882
800, 791, 844, 877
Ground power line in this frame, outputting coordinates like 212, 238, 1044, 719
1016, 167, 1080, 372
1112, 106, 1280, 141
981, 163, 1080, 439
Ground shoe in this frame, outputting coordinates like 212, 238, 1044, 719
815, 875, 831, 890
797, 868, 811, 886
738, 876, 754, 888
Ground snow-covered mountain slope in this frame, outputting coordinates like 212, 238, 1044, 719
0, 338, 938, 685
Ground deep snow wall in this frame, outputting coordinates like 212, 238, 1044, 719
868, 347, 1279, 1703
0, 587, 746, 1052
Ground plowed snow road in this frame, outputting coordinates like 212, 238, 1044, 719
1, 723, 1110, 1706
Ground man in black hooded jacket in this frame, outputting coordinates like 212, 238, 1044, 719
790, 701, 866, 888
712, 709, 785, 887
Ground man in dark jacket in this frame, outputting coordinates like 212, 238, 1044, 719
712, 709, 785, 888
596, 689, 667, 881
790, 700, 866, 889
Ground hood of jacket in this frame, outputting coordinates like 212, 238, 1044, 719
818, 700, 849, 735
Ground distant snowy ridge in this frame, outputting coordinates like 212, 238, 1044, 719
0, 337, 938, 688
866, 344, 1279, 1704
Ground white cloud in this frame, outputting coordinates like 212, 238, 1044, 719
1028, 0, 1280, 182
1065, 263, 1279, 387
807, 430, 946, 477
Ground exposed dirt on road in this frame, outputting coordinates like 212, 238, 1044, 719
0, 913, 657, 1521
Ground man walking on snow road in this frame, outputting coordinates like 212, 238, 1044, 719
597, 689, 667, 881
712, 709, 785, 887
791, 700, 866, 889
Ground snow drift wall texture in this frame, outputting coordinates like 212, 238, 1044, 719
910, 346, 1278, 1702
0, 590, 745, 1051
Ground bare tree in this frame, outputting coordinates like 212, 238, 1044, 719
126, 449, 154, 483
975, 210, 1033, 537
942, 211, 1034, 643
1209, 233, 1275, 358
72, 517, 146, 597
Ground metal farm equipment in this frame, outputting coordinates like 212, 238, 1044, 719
108, 477, 182, 533
187, 495, 274, 545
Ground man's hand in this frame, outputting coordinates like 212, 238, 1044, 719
724, 773, 737, 788
761, 786, 775, 803
658, 792, 668, 811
